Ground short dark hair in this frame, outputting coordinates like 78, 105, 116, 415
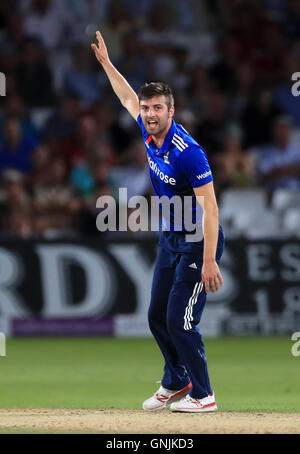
138, 82, 174, 110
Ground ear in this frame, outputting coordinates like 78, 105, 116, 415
169, 105, 175, 118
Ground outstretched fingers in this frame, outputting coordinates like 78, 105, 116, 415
96, 30, 104, 48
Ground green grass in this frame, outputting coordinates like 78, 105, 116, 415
0, 336, 299, 413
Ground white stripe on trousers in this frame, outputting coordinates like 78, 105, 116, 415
183, 282, 203, 331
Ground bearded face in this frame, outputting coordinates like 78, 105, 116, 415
140, 95, 174, 137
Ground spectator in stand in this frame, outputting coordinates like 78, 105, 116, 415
0, 94, 39, 141
169, 45, 190, 92
229, 62, 255, 119
31, 155, 81, 231
209, 34, 241, 94
71, 153, 114, 202
3, 210, 33, 237
256, 116, 300, 190
172, 0, 212, 30
250, 20, 286, 84
187, 64, 213, 116
43, 94, 80, 142
59, 113, 118, 169
174, 108, 197, 139
228, 1, 266, 63
0, 169, 33, 238
116, 30, 148, 93
64, 43, 105, 106
78, 180, 116, 236
139, 6, 177, 81
69, 0, 109, 38
0, 116, 40, 174
139, 3, 176, 47
0, 168, 31, 214
14, 37, 55, 107
20, 0, 79, 52
214, 125, 256, 194
93, 102, 132, 158
194, 91, 229, 161
25, 143, 58, 236
241, 88, 283, 148
121, 0, 161, 24
0, 12, 26, 73
100, 0, 133, 63
26, 143, 52, 192
110, 139, 150, 199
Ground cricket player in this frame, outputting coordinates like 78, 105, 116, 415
92, 31, 225, 413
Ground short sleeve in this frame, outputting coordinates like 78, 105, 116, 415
178, 146, 213, 187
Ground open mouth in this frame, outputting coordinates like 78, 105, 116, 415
147, 120, 158, 129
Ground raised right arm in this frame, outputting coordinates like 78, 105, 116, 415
91, 31, 139, 121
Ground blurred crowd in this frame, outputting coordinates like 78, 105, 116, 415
0, 0, 300, 238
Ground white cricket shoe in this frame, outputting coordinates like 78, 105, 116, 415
170, 392, 217, 412
142, 382, 192, 411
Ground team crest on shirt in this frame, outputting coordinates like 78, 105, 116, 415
163, 151, 170, 164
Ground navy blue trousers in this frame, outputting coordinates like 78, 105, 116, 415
148, 226, 225, 399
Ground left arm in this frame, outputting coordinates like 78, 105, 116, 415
193, 182, 223, 294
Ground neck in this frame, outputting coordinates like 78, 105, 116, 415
152, 119, 172, 149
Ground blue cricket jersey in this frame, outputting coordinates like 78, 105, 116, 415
137, 114, 213, 248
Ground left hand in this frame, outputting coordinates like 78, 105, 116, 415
201, 260, 223, 293
91, 31, 110, 65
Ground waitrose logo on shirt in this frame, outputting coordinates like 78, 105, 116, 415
196, 171, 212, 180
147, 156, 176, 185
